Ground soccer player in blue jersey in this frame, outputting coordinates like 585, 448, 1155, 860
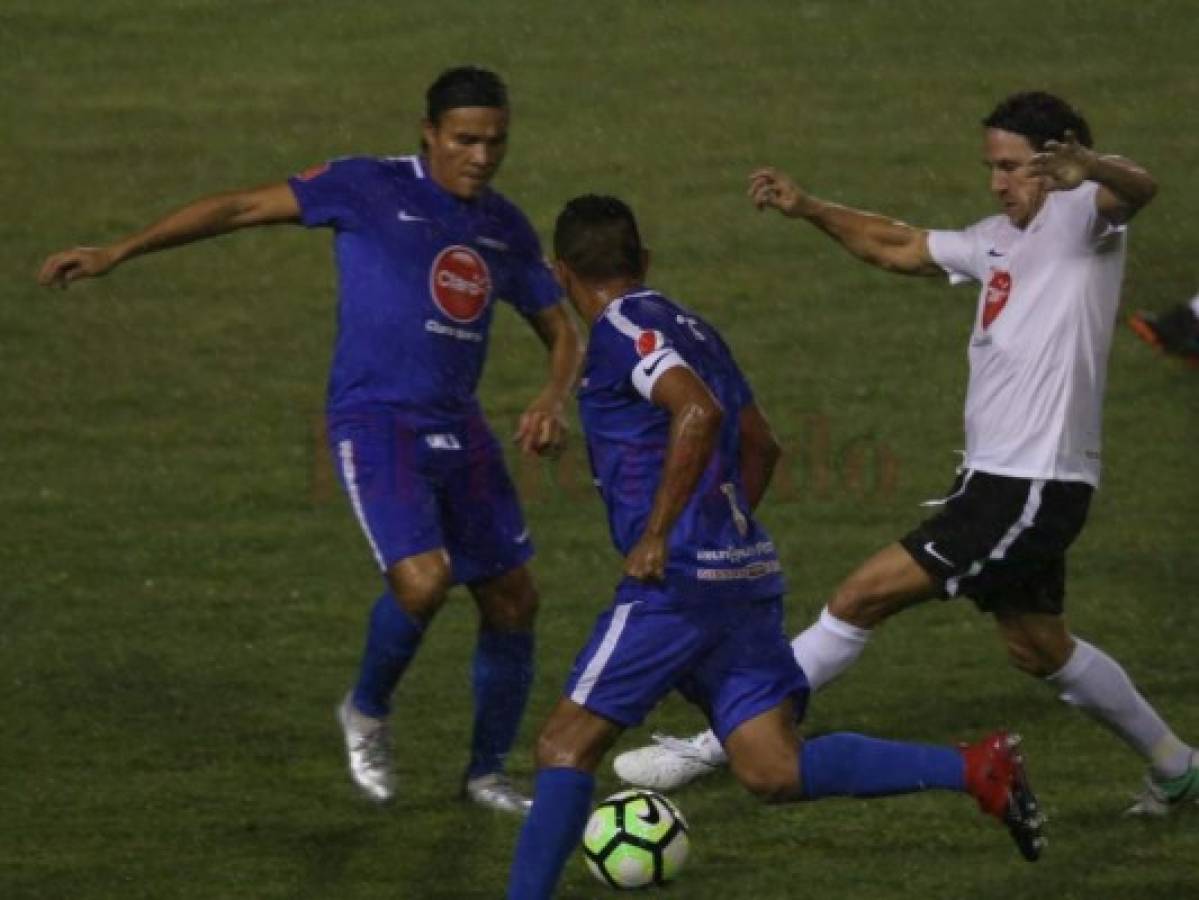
37, 66, 582, 814
506, 195, 1046, 898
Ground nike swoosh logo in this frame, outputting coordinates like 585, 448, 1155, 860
641, 354, 669, 378
987, 249, 1005, 257
923, 541, 954, 567
635, 797, 662, 826
514, 528, 531, 545
398, 210, 429, 223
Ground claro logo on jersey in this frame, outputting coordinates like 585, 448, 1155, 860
982, 269, 1011, 329
429, 245, 492, 323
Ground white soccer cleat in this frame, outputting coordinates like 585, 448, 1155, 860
464, 773, 533, 816
612, 731, 728, 791
1125, 752, 1199, 817
337, 693, 396, 803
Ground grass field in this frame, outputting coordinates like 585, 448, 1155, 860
4, 1, 1198, 898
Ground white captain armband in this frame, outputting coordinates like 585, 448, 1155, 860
631, 348, 690, 401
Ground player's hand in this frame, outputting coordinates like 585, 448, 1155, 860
624, 532, 667, 582
748, 167, 808, 217
514, 393, 569, 458
1027, 131, 1095, 192
37, 246, 119, 288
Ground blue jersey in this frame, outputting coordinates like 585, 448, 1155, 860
578, 289, 784, 603
288, 155, 561, 424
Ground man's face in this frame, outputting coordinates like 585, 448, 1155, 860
423, 106, 509, 200
983, 127, 1046, 229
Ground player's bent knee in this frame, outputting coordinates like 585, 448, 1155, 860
731, 759, 802, 804
388, 564, 452, 622
476, 571, 540, 631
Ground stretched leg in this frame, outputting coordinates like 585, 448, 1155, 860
508, 699, 624, 900
338, 549, 452, 802
464, 564, 539, 813
798, 541, 937, 686
996, 612, 1197, 813
724, 702, 1044, 861
612, 543, 937, 790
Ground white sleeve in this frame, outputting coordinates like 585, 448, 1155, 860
631, 348, 691, 401
927, 228, 981, 286
1064, 181, 1126, 245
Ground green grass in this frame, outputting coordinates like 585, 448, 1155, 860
4, 1, 1198, 897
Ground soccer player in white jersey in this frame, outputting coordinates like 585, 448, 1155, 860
613, 91, 1199, 816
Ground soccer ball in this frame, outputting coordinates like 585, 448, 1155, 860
582, 790, 690, 890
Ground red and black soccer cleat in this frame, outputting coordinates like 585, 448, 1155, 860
1128, 305, 1199, 365
961, 731, 1046, 862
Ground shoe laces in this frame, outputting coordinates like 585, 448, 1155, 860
651, 732, 715, 761
352, 723, 393, 768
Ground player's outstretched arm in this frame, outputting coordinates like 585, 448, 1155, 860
1026, 130, 1157, 224
37, 182, 301, 289
515, 304, 584, 457
738, 402, 781, 512
624, 368, 724, 582
747, 167, 940, 276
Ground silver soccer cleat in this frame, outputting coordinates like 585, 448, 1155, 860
464, 773, 533, 816
337, 693, 396, 803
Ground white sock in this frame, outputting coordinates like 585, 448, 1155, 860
686, 608, 869, 765
1047, 637, 1193, 779
1189, 293, 1199, 318
790, 607, 872, 692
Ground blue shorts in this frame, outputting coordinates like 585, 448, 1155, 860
564, 588, 809, 743
327, 408, 533, 585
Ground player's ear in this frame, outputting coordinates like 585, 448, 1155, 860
552, 259, 573, 292
420, 118, 437, 152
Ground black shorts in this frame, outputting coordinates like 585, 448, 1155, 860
899, 469, 1092, 615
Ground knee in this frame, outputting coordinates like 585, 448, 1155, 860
999, 621, 1073, 678
483, 577, 540, 631
388, 566, 451, 623
1003, 636, 1070, 678
534, 722, 594, 771
731, 758, 801, 804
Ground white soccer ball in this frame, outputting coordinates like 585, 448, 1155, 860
582, 790, 690, 890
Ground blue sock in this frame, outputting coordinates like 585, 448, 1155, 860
800, 732, 965, 799
468, 629, 535, 778
508, 767, 595, 900
350, 592, 425, 718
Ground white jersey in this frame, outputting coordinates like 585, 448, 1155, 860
928, 181, 1126, 487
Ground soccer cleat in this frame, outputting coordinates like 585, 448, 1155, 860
336, 693, 396, 803
1125, 753, 1199, 817
1128, 305, 1199, 363
612, 731, 728, 791
463, 772, 533, 816
961, 731, 1046, 862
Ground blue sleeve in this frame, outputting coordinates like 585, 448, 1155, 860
711, 329, 755, 409
498, 207, 562, 316
287, 157, 372, 231
589, 319, 643, 392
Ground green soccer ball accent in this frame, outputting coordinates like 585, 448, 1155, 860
582, 790, 690, 890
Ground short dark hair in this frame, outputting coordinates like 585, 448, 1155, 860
982, 91, 1093, 149
554, 195, 644, 281
425, 66, 508, 124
